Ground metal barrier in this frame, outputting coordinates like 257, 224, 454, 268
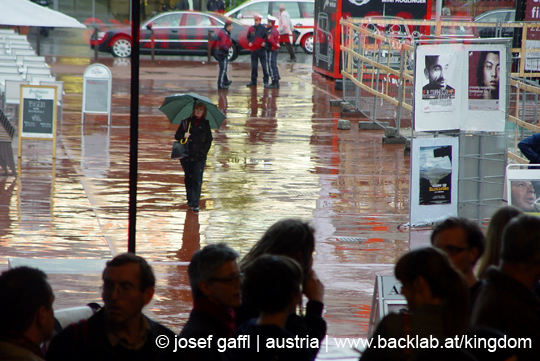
340, 20, 414, 143
340, 18, 540, 145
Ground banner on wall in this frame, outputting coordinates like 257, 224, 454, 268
506, 165, 540, 215
410, 137, 459, 226
414, 42, 508, 132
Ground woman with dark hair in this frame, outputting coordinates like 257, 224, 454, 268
477, 206, 522, 280
476, 51, 500, 100
175, 102, 213, 212
360, 247, 469, 361
236, 219, 326, 360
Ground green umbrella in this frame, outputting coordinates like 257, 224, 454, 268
159, 93, 226, 129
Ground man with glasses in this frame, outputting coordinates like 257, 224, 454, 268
178, 243, 241, 360
430, 217, 485, 311
46, 253, 175, 361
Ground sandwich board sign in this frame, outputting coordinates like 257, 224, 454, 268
82, 63, 112, 125
368, 275, 408, 337
18, 85, 58, 159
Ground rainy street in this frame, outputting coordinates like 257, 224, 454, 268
0, 28, 414, 341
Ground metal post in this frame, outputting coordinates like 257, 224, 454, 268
94, 27, 99, 61
36, 27, 41, 56
395, 46, 406, 137
207, 31, 212, 63
151, 28, 155, 62
477, 134, 484, 223
128, 0, 141, 253
372, 49, 381, 124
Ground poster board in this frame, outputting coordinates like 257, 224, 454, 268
368, 275, 407, 337
410, 136, 459, 226
82, 63, 112, 125
414, 42, 508, 132
18, 85, 58, 158
506, 164, 540, 215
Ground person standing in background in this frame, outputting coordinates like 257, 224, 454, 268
246, 14, 269, 87
265, 15, 280, 89
207, 0, 225, 13
518, 133, 540, 164
215, 21, 233, 90
278, 3, 297, 62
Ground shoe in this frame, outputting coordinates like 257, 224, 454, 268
264, 81, 278, 89
218, 85, 229, 90
246, 82, 257, 87
263, 81, 269, 87
224, 80, 232, 86
192, 207, 200, 212
287, 58, 297, 63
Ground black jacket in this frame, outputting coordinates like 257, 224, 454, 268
175, 117, 213, 162
45, 309, 176, 361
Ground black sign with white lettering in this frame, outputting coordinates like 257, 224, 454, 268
22, 98, 54, 135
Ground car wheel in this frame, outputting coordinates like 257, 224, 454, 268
228, 45, 238, 62
111, 36, 132, 58
301, 33, 313, 54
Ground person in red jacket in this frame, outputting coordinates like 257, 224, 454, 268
264, 15, 280, 89
246, 13, 269, 87
214, 21, 233, 90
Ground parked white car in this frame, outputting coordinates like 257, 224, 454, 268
225, 0, 314, 53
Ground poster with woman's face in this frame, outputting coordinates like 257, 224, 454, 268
468, 50, 500, 111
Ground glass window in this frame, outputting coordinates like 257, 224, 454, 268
236, 3, 268, 19
286, 2, 301, 19
184, 13, 211, 26
477, 11, 508, 23
151, 13, 182, 27
299, 2, 314, 18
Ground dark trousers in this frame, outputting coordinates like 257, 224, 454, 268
180, 159, 206, 207
281, 41, 296, 60
250, 49, 269, 84
266, 49, 279, 81
216, 50, 229, 86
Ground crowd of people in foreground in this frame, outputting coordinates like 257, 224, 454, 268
0, 211, 538, 361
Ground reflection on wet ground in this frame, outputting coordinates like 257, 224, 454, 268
0, 57, 411, 338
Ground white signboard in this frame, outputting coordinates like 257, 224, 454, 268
82, 63, 112, 125
410, 136, 459, 226
368, 276, 407, 337
414, 43, 508, 132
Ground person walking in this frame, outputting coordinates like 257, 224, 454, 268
246, 14, 269, 87
278, 3, 297, 62
215, 21, 233, 90
174, 102, 213, 212
265, 15, 280, 89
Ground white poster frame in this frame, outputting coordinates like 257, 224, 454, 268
414, 41, 508, 132
410, 136, 459, 226
506, 164, 540, 215
82, 63, 112, 126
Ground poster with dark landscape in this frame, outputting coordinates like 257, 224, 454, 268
419, 145, 452, 205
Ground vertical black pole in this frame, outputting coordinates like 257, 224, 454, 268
128, 0, 141, 254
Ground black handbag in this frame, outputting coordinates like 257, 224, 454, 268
171, 121, 191, 159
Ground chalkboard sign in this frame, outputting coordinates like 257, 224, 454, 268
82, 64, 112, 125
18, 85, 58, 158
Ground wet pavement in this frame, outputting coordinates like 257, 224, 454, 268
0, 49, 415, 339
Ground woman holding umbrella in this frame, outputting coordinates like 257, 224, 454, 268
175, 102, 213, 211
